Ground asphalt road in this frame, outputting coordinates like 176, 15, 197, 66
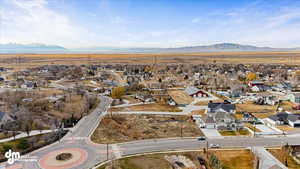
1, 96, 300, 169
118, 136, 300, 157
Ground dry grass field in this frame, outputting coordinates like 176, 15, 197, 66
91, 114, 203, 144
236, 101, 277, 119
276, 125, 297, 132
98, 149, 254, 169
195, 99, 224, 106
236, 101, 277, 113
191, 109, 206, 116
168, 90, 193, 105
268, 148, 300, 169
109, 103, 182, 112
2, 51, 300, 69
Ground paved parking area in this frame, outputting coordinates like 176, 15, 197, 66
201, 128, 224, 139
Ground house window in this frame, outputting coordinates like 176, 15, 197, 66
295, 97, 300, 103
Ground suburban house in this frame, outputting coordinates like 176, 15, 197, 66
21, 81, 36, 89
240, 112, 256, 122
287, 93, 300, 104
203, 112, 239, 130
272, 82, 292, 92
248, 80, 264, 87
265, 112, 300, 127
207, 102, 236, 114
203, 102, 239, 130
135, 94, 154, 102
251, 85, 270, 92
184, 86, 208, 97
203, 115, 216, 129
230, 86, 246, 98
255, 95, 278, 106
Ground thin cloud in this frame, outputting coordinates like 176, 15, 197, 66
1, 0, 88, 47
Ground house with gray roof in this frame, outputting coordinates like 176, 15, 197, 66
204, 102, 239, 130
207, 102, 236, 114
265, 112, 300, 127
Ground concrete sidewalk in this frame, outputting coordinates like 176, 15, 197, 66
114, 111, 188, 115
0, 130, 57, 143
252, 147, 288, 169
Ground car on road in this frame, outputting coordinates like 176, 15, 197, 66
197, 136, 206, 141
209, 144, 220, 148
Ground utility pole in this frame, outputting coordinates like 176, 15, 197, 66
254, 122, 256, 137
180, 122, 183, 138
107, 143, 109, 161
206, 140, 209, 159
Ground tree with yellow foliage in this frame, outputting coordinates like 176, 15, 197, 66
246, 72, 257, 81
111, 86, 125, 99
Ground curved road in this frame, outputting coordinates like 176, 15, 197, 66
2, 96, 300, 169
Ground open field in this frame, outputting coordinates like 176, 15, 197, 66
98, 149, 254, 169
109, 103, 182, 112
2, 51, 300, 69
191, 109, 206, 116
168, 90, 193, 105
236, 101, 277, 119
276, 125, 298, 132
195, 99, 224, 106
268, 148, 300, 169
236, 101, 277, 113
91, 114, 203, 144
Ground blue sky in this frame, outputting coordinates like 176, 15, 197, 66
1, 0, 300, 48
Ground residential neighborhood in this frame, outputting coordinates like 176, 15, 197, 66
0, 61, 300, 169
1, 0, 300, 168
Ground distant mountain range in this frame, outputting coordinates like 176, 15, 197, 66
0, 43, 299, 54
0, 43, 67, 53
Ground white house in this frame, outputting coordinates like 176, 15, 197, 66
266, 112, 300, 128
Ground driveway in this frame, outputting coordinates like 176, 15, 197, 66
201, 128, 224, 139
255, 125, 281, 135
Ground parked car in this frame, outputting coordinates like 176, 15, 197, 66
209, 144, 220, 148
197, 136, 206, 141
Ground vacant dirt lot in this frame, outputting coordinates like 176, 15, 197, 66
91, 114, 203, 144
109, 103, 182, 112
98, 149, 254, 169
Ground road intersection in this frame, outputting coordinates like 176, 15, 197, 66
1, 96, 300, 169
